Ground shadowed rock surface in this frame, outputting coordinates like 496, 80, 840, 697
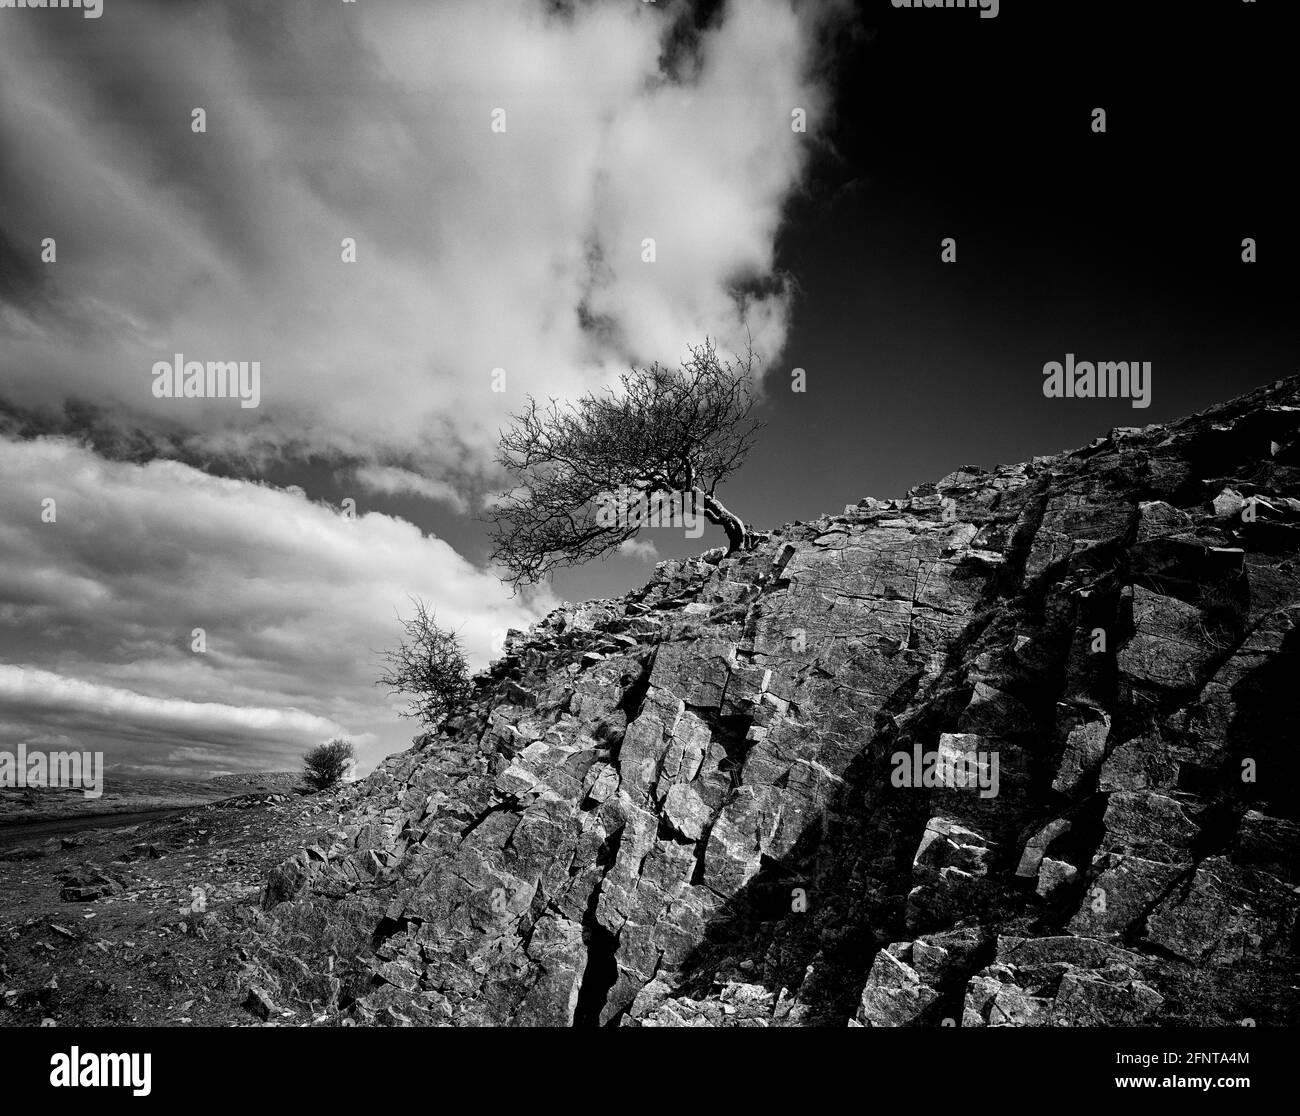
253, 377, 1300, 1027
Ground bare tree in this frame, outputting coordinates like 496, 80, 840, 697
486, 339, 764, 586
375, 597, 472, 728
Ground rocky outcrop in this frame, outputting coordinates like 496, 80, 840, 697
252, 377, 1300, 1026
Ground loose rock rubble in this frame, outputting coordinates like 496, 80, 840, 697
0, 786, 345, 1026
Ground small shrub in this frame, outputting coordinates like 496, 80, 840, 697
303, 738, 355, 791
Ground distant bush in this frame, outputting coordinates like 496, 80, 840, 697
302, 738, 355, 792
376, 597, 472, 729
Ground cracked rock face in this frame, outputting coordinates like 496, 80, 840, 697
255, 377, 1300, 1026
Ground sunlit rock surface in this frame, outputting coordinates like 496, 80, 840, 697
256, 377, 1300, 1027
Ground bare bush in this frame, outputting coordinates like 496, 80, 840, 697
376, 597, 472, 728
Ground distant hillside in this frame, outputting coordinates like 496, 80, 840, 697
207, 772, 305, 792
0, 772, 306, 827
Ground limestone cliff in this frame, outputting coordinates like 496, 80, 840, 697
254, 377, 1300, 1027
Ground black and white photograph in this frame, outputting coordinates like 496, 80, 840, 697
0, 0, 1294, 1097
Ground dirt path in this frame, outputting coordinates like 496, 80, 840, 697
0, 808, 188, 847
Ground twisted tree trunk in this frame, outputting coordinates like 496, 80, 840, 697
701, 491, 749, 554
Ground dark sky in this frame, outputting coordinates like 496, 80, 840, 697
741, 0, 1295, 524
545, 0, 1298, 603
1, 0, 1293, 773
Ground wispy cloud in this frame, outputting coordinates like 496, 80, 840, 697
352, 465, 469, 513
616, 537, 660, 563
0, 435, 554, 774
0, 0, 847, 488
0, 664, 345, 747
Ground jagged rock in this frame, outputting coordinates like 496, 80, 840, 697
1118, 587, 1219, 691
906, 817, 994, 931
1235, 811, 1300, 884
1098, 732, 1179, 793
1052, 705, 1110, 795
1135, 499, 1194, 541
855, 947, 938, 1026
958, 683, 1034, 738
1098, 791, 1201, 863
1016, 817, 1072, 879
1213, 487, 1246, 519
1145, 856, 1298, 963
241, 985, 277, 1021
963, 936, 1162, 1027
57, 866, 124, 903
1036, 858, 1078, 898
911, 927, 987, 988
247, 377, 1300, 1027
1067, 854, 1184, 938
663, 783, 710, 840
703, 785, 782, 893
261, 852, 316, 908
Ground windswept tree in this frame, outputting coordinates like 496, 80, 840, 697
487, 339, 764, 585
376, 597, 472, 729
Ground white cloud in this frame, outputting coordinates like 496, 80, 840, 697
616, 537, 660, 563
0, 664, 344, 743
0, 0, 844, 488
352, 465, 469, 512
0, 435, 554, 775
